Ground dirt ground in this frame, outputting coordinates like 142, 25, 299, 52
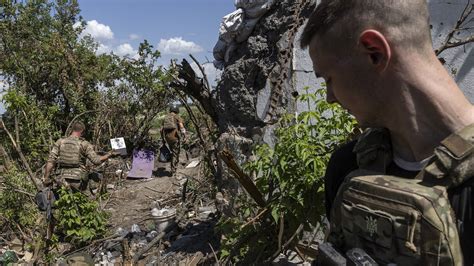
81, 149, 221, 265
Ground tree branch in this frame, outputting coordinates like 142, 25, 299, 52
0, 119, 40, 191
436, 0, 473, 56
436, 35, 474, 56
219, 149, 266, 207
170, 59, 219, 126
189, 54, 211, 92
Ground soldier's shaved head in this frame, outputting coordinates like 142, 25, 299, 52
300, 0, 432, 53
71, 121, 85, 133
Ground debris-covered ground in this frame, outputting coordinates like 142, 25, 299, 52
83, 150, 221, 265
0, 148, 221, 265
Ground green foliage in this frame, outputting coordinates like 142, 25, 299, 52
219, 87, 357, 263
97, 40, 174, 148
54, 188, 109, 246
2, 89, 62, 168
0, 0, 104, 121
0, 167, 40, 230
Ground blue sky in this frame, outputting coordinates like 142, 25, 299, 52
1, 0, 234, 113
78, 0, 235, 66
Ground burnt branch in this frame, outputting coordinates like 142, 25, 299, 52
170, 59, 219, 125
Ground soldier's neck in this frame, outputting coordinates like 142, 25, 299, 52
384, 56, 474, 162
71, 132, 82, 138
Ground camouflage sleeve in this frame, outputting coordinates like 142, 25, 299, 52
82, 141, 103, 165
47, 139, 62, 163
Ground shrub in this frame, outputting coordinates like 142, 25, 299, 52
219, 87, 357, 263
54, 188, 109, 247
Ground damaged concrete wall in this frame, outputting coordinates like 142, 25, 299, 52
213, 0, 473, 138
214, 0, 317, 134
211, 0, 472, 207
211, 0, 317, 210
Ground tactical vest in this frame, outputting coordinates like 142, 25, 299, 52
57, 137, 83, 168
327, 124, 474, 265
163, 113, 178, 130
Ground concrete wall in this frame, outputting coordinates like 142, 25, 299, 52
429, 0, 473, 102
292, 0, 473, 113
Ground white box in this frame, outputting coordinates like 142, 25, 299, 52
110, 137, 127, 156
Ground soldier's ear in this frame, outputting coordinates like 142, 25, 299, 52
358, 30, 391, 71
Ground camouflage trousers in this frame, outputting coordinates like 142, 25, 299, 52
65, 178, 90, 195
169, 141, 180, 174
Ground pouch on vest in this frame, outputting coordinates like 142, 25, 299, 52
57, 138, 82, 168
326, 126, 473, 265
328, 170, 463, 265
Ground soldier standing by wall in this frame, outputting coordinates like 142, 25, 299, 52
42, 121, 116, 193
161, 105, 186, 174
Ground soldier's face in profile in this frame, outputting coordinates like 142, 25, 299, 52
309, 36, 384, 128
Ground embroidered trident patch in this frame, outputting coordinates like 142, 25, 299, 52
366, 216, 378, 237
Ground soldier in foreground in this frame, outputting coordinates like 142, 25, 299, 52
161, 105, 186, 174
43, 121, 116, 193
300, 0, 473, 264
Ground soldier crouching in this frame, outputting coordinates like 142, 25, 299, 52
43, 121, 116, 194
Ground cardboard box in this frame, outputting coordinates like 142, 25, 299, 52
110, 137, 127, 156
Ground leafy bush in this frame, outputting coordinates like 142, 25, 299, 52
0, 167, 40, 231
54, 189, 109, 246
219, 87, 357, 263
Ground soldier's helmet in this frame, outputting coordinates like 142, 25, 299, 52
169, 105, 179, 114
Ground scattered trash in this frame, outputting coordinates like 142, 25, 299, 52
97, 251, 116, 265
198, 206, 216, 219
146, 231, 159, 242
131, 224, 141, 233
65, 253, 94, 265
185, 160, 200, 169
20, 251, 33, 263
0, 250, 18, 264
9, 238, 22, 252
116, 227, 129, 237
128, 149, 155, 179
151, 208, 176, 232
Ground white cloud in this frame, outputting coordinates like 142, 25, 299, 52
114, 43, 138, 58
157, 37, 203, 55
78, 20, 114, 41
129, 34, 140, 40
74, 20, 140, 59
190, 62, 222, 88
96, 43, 112, 54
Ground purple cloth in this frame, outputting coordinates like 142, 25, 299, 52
127, 149, 155, 179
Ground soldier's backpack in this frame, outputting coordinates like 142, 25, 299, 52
163, 113, 178, 130
328, 125, 474, 265
57, 137, 83, 168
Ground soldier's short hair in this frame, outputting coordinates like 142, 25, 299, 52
300, 0, 432, 52
71, 121, 85, 132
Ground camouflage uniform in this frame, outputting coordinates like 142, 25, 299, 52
162, 112, 184, 173
48, 135, 103, 193
325, 124, 474, 265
